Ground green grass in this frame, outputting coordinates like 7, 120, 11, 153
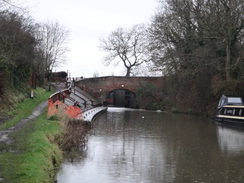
0, 111, 63, 183
0, 88, 53, 131
0, 87, 64, 183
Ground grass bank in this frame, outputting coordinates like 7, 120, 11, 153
0, 112, 62, 183
0, 88, 64, 183
0, 87, 91, 183
0, 88, 53, 131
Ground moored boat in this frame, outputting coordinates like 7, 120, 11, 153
216, 95, 244, 127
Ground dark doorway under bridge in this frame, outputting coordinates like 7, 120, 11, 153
106, 89, 136, 108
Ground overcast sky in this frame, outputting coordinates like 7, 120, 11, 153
28, 0, 158, 78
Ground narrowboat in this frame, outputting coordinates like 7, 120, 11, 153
216, 95, 244, 127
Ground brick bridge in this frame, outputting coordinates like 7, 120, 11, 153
75, 76, 163, 108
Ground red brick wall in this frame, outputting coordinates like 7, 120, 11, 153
76, 76, 164, 102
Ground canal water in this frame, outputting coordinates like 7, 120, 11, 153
57, 108, 244, 183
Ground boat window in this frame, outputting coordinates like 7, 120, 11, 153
227, 97, 242, 104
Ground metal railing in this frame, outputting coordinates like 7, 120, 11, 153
48, 85, 96, 111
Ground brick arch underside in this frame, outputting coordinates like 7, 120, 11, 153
106, 89, 136, 108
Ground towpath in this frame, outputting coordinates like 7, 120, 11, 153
0, 83, 66, 146
0, 101, 48, 145
0, 82, 107, 148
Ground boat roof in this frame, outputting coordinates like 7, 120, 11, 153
218, 95, 243, 109
226, 97, 243, 104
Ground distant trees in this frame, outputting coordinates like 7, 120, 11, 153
147, 0, 244, 112
0, 8, 69, 94
0, 11, 36, 92
99, 24, 148, 76
34, 21, 69, 81
136, 81, 161, 110
0, 0, 19, 9
148, 0, 244, 81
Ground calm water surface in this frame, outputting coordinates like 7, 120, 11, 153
57, 108, 244, 183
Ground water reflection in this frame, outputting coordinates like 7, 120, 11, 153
217, 125, 244, 155
57, 108, 244, 183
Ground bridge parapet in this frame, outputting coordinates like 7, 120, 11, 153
76, 76, 164, 103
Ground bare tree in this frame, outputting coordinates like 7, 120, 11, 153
0, 0, 17, 8
99, 24, 148, 76
148, 11, 181, 76
35, 21, 69, 76
93, 71, 99, 77
209, 0, 244, 81
149, 0, 244, 80
0, 0, 27, 12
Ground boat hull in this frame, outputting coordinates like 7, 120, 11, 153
216, 106, 244, 127
216, 115, 244, 127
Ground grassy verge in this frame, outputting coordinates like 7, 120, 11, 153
0, 111, 63, 183
0, 87, 64, 182
0, 87, 91, 182
0, 88, 53, 131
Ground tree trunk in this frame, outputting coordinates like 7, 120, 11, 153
125, 67, 131, 76
225, 40, 231, 81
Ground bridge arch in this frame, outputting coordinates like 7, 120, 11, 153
106, 89, 136, 108
75, 76, 163, 108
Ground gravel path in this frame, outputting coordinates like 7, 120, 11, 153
0, 101, 48, 145
0, 83, 67, 146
